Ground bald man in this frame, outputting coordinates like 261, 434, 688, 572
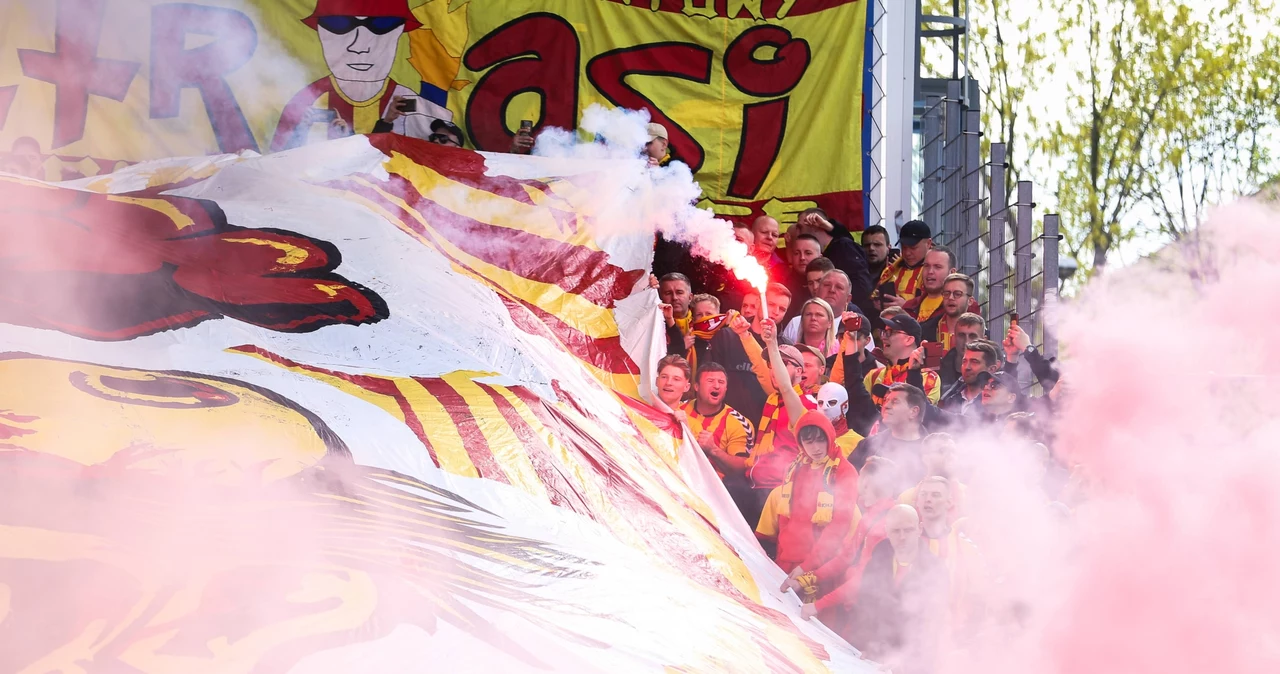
846, 504, 950, 673
750, 216, 788, 280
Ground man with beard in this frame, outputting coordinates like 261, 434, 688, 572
922, 273, 982, 352
937, 312, 987, 390
862, 315, 941, 408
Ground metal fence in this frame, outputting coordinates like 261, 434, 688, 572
917, 80, 1062, 366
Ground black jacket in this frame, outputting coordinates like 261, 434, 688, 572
824, 220, 875, 316
846, 540, 949, 672
706, 329, 768, 425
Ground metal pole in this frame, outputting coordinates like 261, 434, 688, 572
942, 80, 963, 248
1014, 181, 1035, 372
1042, 213, 1060, 362
921, 95, 943, 236
987, 143, 1008, 341
961, 108, 981, 278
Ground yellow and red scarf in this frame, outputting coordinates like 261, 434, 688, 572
879, 258, 926, 300
777, 454, 842, 525
686, 312, 732, 373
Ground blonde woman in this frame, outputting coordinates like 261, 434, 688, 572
797, 297, 838, 360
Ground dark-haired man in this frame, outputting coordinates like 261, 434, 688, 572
682, 362, 756, 488
922, 273, 981, 352
861, 225, 894, 284
876, 220, 932, 311
782, 234, 824, 324
937, 312, 986, 390
939, 339, 1001, 416
904, 247, 980, 324
850, 383, 930, 487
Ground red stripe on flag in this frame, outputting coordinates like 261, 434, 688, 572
330, 180, 641, 376
475, 382, 599, 520
498, 296, 639, 376
416, 377, 511, 485
229, 346, 442, 468
375, 173, 644, 306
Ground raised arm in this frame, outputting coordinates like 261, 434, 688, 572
762, 319, 806, 423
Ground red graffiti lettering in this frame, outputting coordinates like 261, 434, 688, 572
16, 0, 141, 149
586, 43, 713, 172
150, 4, 260, 153
723, 26, 810, 198
463, 14, 580, 152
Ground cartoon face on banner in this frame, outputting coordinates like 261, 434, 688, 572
304, 0, 425, 86
0, 0, 866, 228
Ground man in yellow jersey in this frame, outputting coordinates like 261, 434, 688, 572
903, 247, 957, 323
272, 0, 453, 151
922, 273, 981, 352
683, 362, 755, 488
914, 476, 984, 642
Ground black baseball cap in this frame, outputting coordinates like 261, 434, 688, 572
883, 314, 923, 341
430, 119, 465, 143
986, 370, 1022, 393
899, 220, 932, 246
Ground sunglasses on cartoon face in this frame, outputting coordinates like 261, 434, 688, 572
316, 16, 407, 35
428, 133, 461, 147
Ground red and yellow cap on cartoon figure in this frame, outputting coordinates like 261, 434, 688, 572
302, 0, 424, 32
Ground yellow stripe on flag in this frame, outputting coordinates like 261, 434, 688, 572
394, 378, 479, 479
384, 151, 598, 249
441, 371, 549, 502
344, 178, 621, 340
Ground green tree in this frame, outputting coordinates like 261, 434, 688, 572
1043, 0, 1280, 272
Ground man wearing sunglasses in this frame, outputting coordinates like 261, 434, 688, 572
272, 0, 455, 151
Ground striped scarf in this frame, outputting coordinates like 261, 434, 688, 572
777, 454, 841, 524
879, 258, 926, 300
686, 312, 731, 373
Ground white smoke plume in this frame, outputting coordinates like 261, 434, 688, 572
533, 104, 770, 302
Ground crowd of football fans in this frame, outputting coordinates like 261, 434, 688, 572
644, 125, 1072, 673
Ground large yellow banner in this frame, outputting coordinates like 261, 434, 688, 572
0, 0, 866, 226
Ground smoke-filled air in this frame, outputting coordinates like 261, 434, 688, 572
2, 0, 1279, 672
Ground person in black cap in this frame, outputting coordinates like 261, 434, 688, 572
428, 119, 465, 147
861, 314, 942, 411
978, 370, 1029, 423
874, 220, 933, 313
